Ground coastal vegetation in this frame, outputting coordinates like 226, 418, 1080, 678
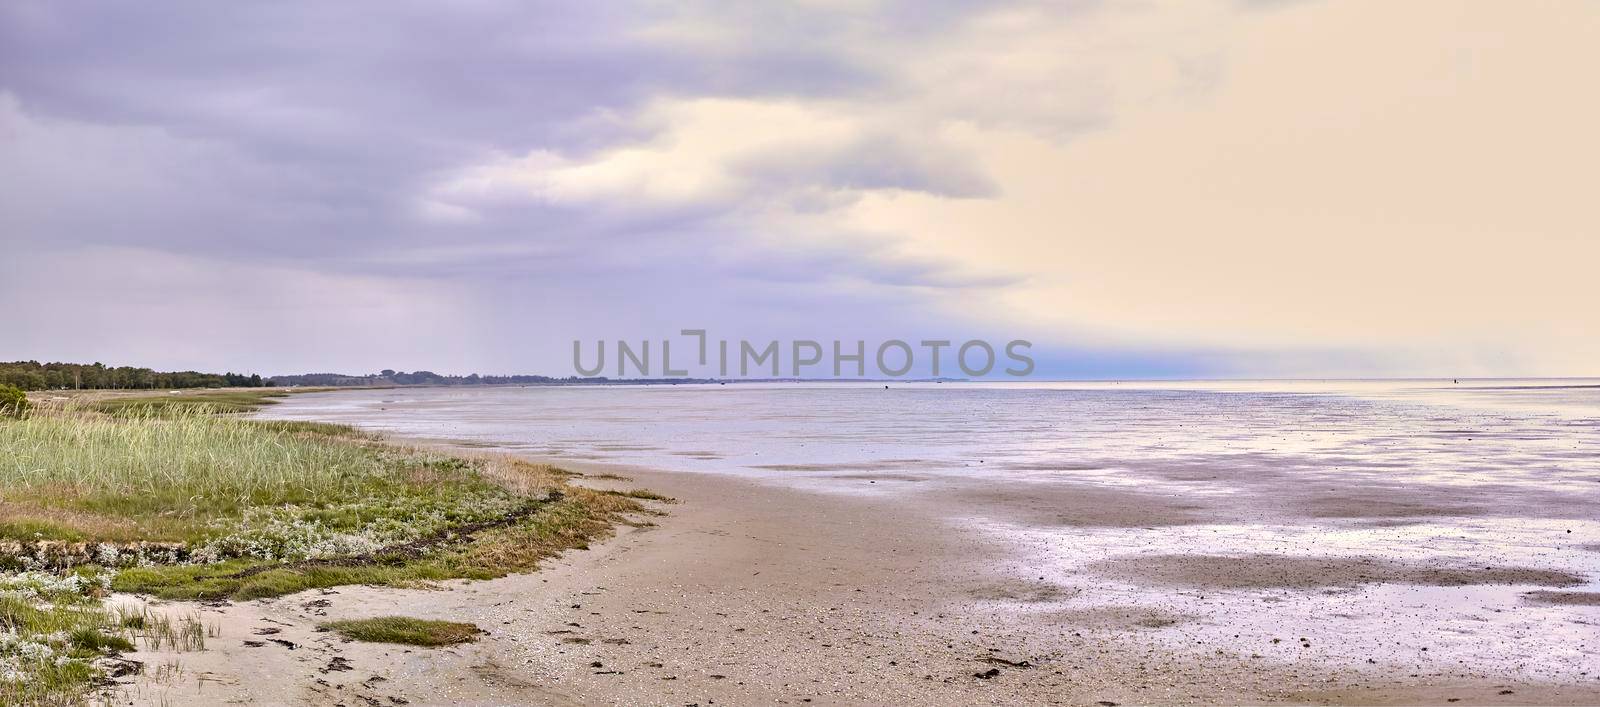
0, 388, 654, 703
83, 389, 293, 417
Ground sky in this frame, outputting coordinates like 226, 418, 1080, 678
3, 1, 1598, 379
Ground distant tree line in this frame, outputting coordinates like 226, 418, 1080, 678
0, 361, 268, 391
267, 370, 729, 387
0, 361, 712, 391
268, 370, 570, 387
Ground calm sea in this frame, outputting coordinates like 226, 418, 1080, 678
258, 379, 1600, 494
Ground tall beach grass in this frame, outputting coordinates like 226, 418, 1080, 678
1, 407, 385, 528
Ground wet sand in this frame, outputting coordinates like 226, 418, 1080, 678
120, 447, 1600, 705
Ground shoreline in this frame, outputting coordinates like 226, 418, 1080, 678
118, 426, 1600, 705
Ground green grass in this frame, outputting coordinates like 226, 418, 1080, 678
321, 616, 482, 646
0, 396, 661, 703
84, 389, 291, 417
0, 518, 86, 542
68, 627, 135, 654
1, 410, 403, 531
248, 419, 366, 437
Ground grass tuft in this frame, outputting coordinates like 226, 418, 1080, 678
321, 616, 482, 646
69, 627, 135, 654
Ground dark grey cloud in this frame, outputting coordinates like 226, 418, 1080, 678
0, 1, 991, 259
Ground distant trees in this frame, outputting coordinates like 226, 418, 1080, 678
267, 371, 577, 387
0, 360, 694, 392
0, 361, 273, 391
2, 370, 46, 391
269, 370, 475, 386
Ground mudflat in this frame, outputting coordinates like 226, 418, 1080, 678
123, 451, 1600, 705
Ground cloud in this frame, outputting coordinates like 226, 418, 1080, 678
830, 1, 1600, 376
424, 96, 998, 241
3, 1, 1597, 377
0, 2, 1013, 265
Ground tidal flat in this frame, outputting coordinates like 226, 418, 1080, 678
240, 380, 1600, 704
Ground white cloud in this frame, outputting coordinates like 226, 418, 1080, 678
425, 97, 992, 215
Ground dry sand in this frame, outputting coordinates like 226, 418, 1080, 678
112, 449, 1600, 706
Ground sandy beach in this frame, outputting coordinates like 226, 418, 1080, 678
118, 428, 1600, 705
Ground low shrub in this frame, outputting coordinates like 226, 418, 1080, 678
0, 384, 29, 419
